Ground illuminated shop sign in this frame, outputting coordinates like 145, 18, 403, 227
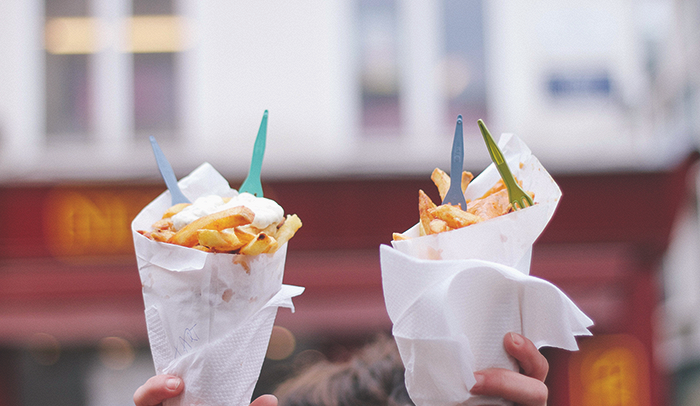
43, 187, 159, 258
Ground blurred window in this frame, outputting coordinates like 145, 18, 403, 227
44, 0, 93, 141
132, 0, 172, 15
43, 0, 183, 144
441, 0, 487, 125
357, 0, 402, 134
132, 0, 179, 139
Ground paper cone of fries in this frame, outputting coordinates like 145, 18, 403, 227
132, 163, 304, 406
380, 134, 593, 406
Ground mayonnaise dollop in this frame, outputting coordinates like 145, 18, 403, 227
171, 193, 284, 231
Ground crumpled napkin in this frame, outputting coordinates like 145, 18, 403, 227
380, 134, 593, 406
132, 163, 304, 406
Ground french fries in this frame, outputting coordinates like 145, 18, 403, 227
431, 168, 474, 202
162, 203, 190, 219
197, 229, 245, 252
240, 232, 277, 256
429, 204, 482, 229
393, 167, 534, 240
275, 214, 302, 248
169, 206, 256, 247
234, 225, 261, 245
418, 190, 437, 235
139, 201, 302, 255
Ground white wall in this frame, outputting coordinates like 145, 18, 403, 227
0, 0, 44, 172
0, 0, 691, 183
483, 0, 688, 173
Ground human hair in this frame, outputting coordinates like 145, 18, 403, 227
273, 335, 413, 406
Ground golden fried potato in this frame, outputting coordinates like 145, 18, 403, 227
431, 168, 451, 201
418, 190, 437, 235
197, 229, 245, 252
479, 179, 506, 199
263, 238, 279, 254
428, 218, 450, 234
152, 218, 174, 231
461, 171, 474, 194
221, 228, 242, 245
259, 222, 279, 237
478, 177, 523, 200
393, 166, 534, 240
240, 233, 277, 256
139, 196, 302, 255
151, 229, 175, 242
429, 204, 483, 229
233, 224, 259, 245
272, 214, 302, 252
162, 203, 191, 219
392, 232, 409, 241
467, 188, 512, 221
418, 221, 426, 237
168, 206, 255, 247
431, 168, 473, 201
197, 229, 227, 249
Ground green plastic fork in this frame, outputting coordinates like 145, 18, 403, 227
477, 119, 533, 210
239, 110, 268, 197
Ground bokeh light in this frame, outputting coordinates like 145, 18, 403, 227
266, 326, 296, 361
98, 336, 136, 371
27, 333, 61, 366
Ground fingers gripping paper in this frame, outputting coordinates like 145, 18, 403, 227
132, 163, 304, 406
380, 134, 593, 406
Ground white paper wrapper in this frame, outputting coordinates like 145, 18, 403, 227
380, 134, 593, 406
132, 163, 304, 406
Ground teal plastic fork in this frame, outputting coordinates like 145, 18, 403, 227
477, 119, 533, 210
239, 110, 268, 197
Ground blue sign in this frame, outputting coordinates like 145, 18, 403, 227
547, 73, 612, 98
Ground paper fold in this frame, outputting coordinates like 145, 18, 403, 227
380, 134, 593, 406
132, 162, 304, 406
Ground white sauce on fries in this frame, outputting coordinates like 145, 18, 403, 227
172, 193, 284, 231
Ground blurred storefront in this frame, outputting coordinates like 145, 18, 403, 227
0, 156, 698, 405
1, 0, 699, 405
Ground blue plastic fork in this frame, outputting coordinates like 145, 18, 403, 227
442, 115, 468, 210
149, 136, 190, 205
